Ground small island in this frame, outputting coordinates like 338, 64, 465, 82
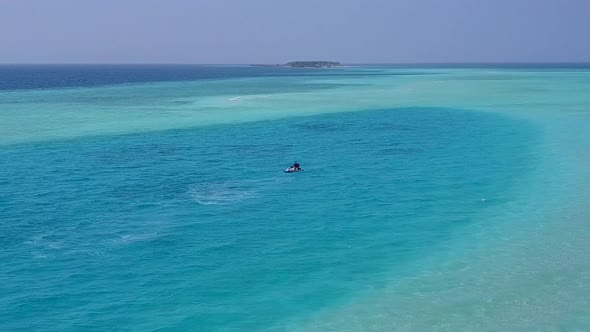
252, 61, 341, 68
285, 61, 341, 68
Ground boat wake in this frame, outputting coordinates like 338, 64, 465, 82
189, 181, 258, 205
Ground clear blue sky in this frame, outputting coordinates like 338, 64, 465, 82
1, 0, 589, 64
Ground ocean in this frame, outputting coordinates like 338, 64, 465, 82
1, 65, 589, 331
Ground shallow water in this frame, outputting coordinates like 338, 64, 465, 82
1, 65, 589, 331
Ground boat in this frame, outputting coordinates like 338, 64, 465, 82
285, 167, 303, 173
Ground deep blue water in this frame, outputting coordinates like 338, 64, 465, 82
0, 64, 445, 92
0, 106, 538, 331
358, 62, 590, 69
0, 65, 337, 91
5, 63, 584, 92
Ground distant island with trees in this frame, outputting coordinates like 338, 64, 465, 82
251, 61, 341, 68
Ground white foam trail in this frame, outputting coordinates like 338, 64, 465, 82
115, 233, 158, 244
189, 181, 258, 205
188, 176, 289, 206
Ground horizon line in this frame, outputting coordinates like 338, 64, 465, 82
1, 61, 590, 66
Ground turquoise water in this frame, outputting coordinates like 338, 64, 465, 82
1, 66, 590, 331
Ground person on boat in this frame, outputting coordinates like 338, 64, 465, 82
293, 162, 300, 170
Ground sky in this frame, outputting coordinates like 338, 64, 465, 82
1, 0, 589, 64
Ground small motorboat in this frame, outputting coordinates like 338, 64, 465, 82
285, 167, 303, 173
285, 162, 302, 173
